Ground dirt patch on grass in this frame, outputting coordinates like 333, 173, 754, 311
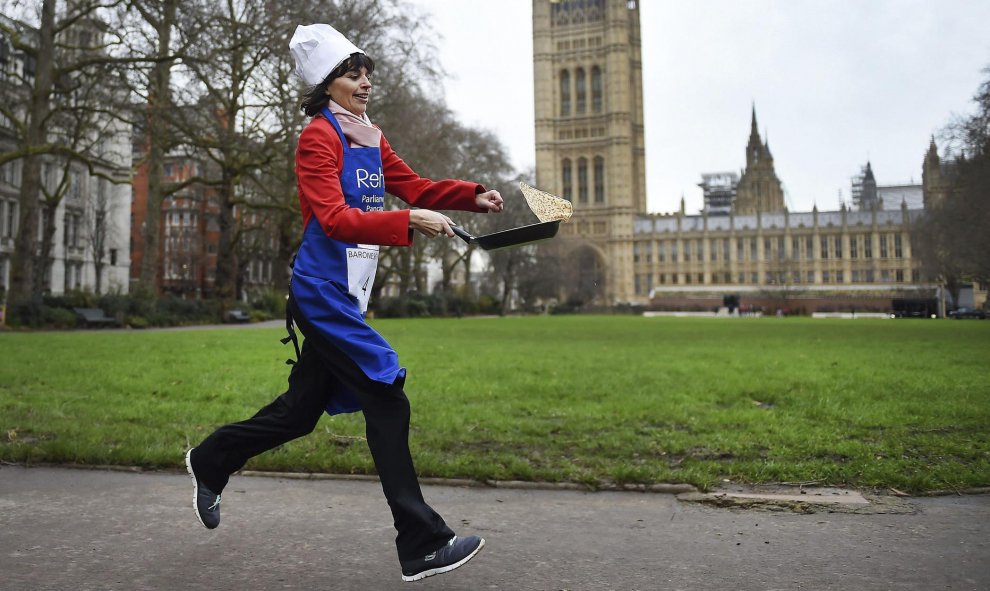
678, 485, 917, 515
3, 429, 58, 445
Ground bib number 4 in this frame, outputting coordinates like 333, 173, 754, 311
346, 245, 380, 313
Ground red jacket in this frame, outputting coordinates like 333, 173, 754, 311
296, 115, 485, 246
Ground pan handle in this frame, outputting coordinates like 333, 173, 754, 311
449, 223, 475, 244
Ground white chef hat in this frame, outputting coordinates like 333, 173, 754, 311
289, 23, 365, 86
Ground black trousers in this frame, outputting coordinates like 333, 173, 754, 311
192, 298, 454, 561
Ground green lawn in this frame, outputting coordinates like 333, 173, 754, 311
1, 316, 988, 492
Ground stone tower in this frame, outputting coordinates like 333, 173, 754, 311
852, 161, 880, 210
922, 136, 955, 210
532, 0, 647, 304
733, 106, 785, 214
861, 161, 878, 209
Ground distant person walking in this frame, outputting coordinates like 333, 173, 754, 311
184, 23, 502, 582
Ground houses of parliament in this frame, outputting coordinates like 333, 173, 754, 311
532, 0, 968, 313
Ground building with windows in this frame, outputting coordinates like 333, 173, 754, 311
0, 13, 131, 297
634, 203, 925, 313
129, 148, 279, 300
533, 0, 645, 304
532, 0, 937, 313
130, 152, 221, 298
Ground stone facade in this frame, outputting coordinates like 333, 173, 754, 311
733, 107, 785, 215
532, 0, 937, 313
533, 0, 646, 304
635, 205, 928, 313
0, 14, 131, 297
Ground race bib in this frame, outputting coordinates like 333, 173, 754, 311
345, 244, 379, 313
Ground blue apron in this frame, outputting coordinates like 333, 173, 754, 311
290, 108, 404, 415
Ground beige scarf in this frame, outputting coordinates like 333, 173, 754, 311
327, 100, 382, 148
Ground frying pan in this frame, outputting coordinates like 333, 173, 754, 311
450, 220, 561, 251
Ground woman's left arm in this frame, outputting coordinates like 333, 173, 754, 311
381, 135, 501, 213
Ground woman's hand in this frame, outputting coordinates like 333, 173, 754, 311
409, 209, 454, 237
476, 189, 503, 213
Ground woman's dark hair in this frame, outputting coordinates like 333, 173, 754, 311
300, 53, 376, 117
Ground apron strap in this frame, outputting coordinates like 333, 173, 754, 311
281, 254, 301, 365
280, 296, 301, 365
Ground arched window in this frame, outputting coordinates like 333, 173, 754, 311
577, 157, 588, 203
591, 66, 603, 112
561, 159, 573, 201
575, 68, 586, 114
594, 156, 605, 203
560, 70, 570, 116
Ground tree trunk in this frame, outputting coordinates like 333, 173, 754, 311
137, 0, 177, 296
9, 0, 56, 301
500, 257, 515, 315
274, 130, 297, 293
91, 200, 107, 295
413, 244, 426, 293
398, 247, 413, 294
462, 247, 475, 299
139, 134, 165, 294
215, 169, 238, 302
37, 203, 58, 294
275, 218, 294, 292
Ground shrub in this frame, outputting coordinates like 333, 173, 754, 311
251, 290, 287, 316
7, 297, 48, 328
47, 308, 77, 329
100, 291, 147, 320
249, 309, 271, 323
125, 315, 150, 329
405, 296, 430, 318
375, 292, 485, 318
153, 295, 220, 325
551, 296, 584, 315
477, 295, 500, 315
44, 290, 96, 310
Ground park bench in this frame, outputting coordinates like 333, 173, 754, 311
73, 307, 118, 328
225, 309, 251, 323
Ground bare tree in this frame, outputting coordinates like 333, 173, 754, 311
915, 66, 990, 301
84, 175, 112, 293
3, 0, 59, 301
164, 0, 283, 302
1, 0, 131, 301
122, 0, 180, 295
941, 67, 990, 285
428, 125, 514, 296
485, 176, 545, 314
913, 196, 967, 307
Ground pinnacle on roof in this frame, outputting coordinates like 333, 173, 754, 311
863, 161, 875, 182
925, 136, 940, 163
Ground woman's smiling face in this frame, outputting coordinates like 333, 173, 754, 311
327, 66, 372, 116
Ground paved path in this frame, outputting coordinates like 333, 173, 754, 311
1, 466, 988, 590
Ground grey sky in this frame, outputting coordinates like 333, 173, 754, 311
406, 0, 990, 214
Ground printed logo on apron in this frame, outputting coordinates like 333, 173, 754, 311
325, 107, 386, 313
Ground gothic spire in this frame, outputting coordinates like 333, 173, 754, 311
925, 136, 940, 166
747, 103, 763, 167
